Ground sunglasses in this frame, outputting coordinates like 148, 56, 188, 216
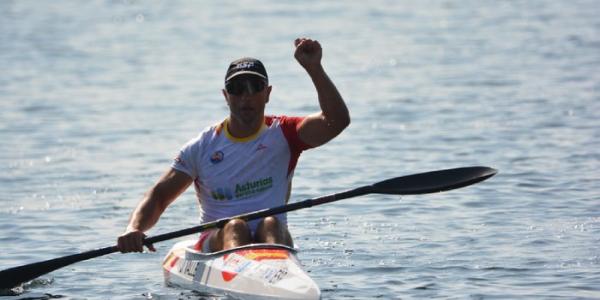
225, 78, 267, 96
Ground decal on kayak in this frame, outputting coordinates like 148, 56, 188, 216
164, 253, 180, 272
162, 241, 321, 299
221, 249, 289, 282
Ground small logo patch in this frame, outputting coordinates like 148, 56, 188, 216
212, 187, 233, 201
256, 143, 268, 151
174, 156, 186, 167
210, 151, 224, 164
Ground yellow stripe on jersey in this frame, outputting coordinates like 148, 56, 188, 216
224, 118, 267, 143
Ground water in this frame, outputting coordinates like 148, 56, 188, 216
1, 0, 599, 299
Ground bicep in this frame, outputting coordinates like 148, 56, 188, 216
297, 112, 345, 147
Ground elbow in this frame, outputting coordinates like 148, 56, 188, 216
336, 111, 350, 132
319, 107, 350, 138
341, 112, 351, 129
328, 111, 350, 134
328, 115, 350, 137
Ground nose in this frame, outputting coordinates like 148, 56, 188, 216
239, 92, 251, 102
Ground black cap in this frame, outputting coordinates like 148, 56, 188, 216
225, 57, 268, 83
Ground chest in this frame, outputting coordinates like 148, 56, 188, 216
197, 130, 291, 183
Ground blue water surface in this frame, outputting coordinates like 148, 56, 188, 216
1, 1, 599, 299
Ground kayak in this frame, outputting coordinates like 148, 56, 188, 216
162, 240, 321, 299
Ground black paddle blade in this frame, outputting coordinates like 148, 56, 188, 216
372, 166, 497, 195
0, 246, 116, 289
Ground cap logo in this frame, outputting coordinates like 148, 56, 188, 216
234, 62, 255, 70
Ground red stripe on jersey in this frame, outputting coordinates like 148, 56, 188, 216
266, 115, 313, 177
215, 121, 225, 136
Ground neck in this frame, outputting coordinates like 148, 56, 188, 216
226, 115, 264, 138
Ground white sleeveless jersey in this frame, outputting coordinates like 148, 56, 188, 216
172, 115, 312, 232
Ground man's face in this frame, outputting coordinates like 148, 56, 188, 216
223, 75, 272, 126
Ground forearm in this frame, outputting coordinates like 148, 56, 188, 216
126, 189, 169, 233
117, 169, 191, 253
306, 64, 350, 129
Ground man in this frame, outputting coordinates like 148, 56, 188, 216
117, 38, 350, 253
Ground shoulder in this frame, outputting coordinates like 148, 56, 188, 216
182, 121, 225, 150
266, 115, 312, 151
198, 120, 228, 141
265, 115, 305, 129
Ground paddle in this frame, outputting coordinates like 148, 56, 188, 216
0, 166, 497, 289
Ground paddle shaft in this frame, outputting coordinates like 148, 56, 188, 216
145, 185, 373, 244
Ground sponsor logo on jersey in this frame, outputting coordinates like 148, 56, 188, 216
210, 150, 224, 164
211, 176, 273, 201
211, 187, 233, 201
235, 177, 273, 198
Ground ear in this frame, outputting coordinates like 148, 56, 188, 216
265, 85, 272, 104
222, 89, 230, 106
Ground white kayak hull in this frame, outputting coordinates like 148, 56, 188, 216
163, 240, 321, 299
